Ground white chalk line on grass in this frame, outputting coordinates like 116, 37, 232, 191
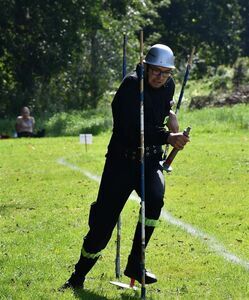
57, 157, 249, 271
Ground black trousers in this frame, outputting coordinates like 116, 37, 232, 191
82, 155, 165, 256
17, 131, 34, 137
83, 157, 165, 254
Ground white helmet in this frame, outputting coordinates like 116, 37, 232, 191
144, 44, 175, 69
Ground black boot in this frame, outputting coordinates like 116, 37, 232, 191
124, 222, 157, 284
60, 255, 98, 290
124, 255, 157, 284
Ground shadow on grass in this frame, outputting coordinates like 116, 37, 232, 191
73, 288, 140, 300
73, 289, 109, 300
120, 293, 141, 300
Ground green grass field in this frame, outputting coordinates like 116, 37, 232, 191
1, 105, 249, 299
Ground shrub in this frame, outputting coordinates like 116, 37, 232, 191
233, 57, 249, 88
210, 65, 233, 91
0, 119, 15, 137
45, 108, 112, 136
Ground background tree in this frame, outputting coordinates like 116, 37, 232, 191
145, 0, 243, 74
32, 0, 167, 114
0, 0, 85, 116
238, 0, 249, 56
0, 0, 167, 117
0, 0, 248, 119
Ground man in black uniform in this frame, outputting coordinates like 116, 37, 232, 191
62, 44, 189, 289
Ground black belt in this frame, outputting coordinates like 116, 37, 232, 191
124, 145, 163, 160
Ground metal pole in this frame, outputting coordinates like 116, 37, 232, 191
161, 47, 195, 168
115, 216, 121, 278
175, 47, 195, 115
122, 34, 127, 80
115, 34, 127, 279
139, 29, 146, 300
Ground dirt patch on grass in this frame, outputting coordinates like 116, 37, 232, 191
189, 85, 249, 109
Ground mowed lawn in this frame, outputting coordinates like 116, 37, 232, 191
0, 113, 249, 299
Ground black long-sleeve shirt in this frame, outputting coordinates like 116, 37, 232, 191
108, 65, 175, 154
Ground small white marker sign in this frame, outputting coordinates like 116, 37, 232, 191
79, 134, 92, 152
80, 134, 92, 144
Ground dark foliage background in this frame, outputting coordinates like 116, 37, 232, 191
0, 0, 248, 121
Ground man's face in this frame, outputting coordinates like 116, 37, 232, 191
147, 65, 172, 88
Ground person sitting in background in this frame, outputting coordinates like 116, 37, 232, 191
15, 107, 35, 137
